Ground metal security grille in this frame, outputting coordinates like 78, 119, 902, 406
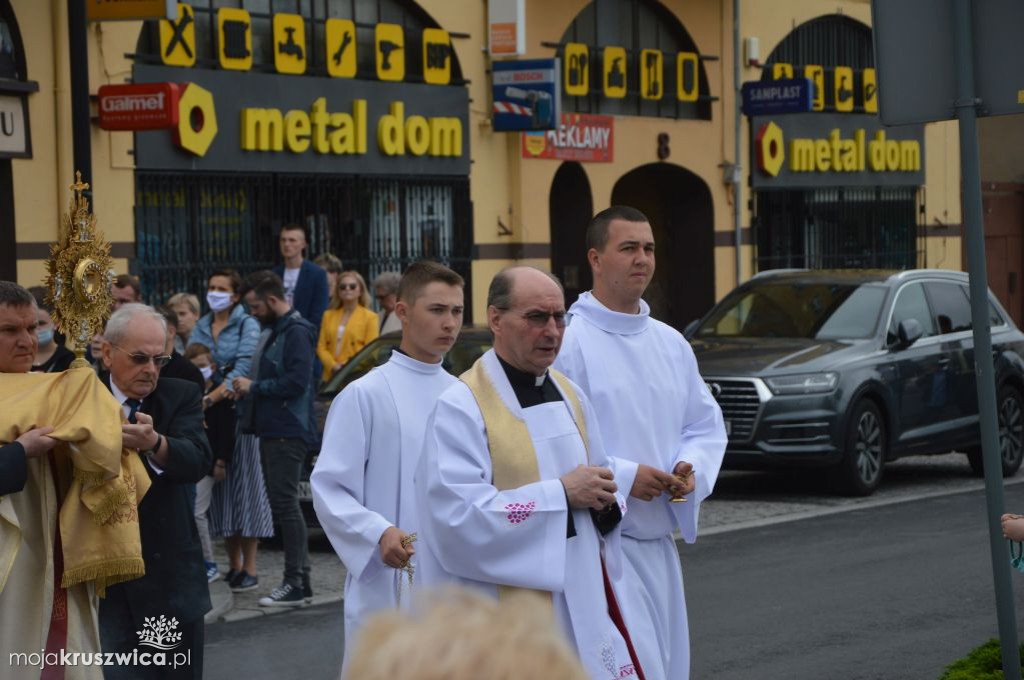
754, 187, 921, 271
134, 172, 473, 320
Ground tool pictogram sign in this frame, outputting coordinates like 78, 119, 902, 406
325, 18, 356, 78
422, 28, 451, 85
640, 49, 663, 100
375, 24, 405, 82
159, 3, 195, 67
218, 8, 252, 71
834, 66, 854, 112
564, 43, 589, 96
273, 13, 307, 75
603, 46, 627, 99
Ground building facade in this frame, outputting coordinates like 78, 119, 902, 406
2, 0, 976, 327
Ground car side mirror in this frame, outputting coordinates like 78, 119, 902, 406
683, 319, 700, 338
897, 318, 923, 348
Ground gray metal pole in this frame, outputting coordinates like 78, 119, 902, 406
733, 0, 742, 286
952, 0, 1020, 676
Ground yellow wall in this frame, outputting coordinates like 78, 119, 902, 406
739, 0, 962, 274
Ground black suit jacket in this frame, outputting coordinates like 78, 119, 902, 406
0, 442, 27, 495
101, 376, 213, 627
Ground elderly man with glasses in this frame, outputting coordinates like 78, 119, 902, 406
98, 303, 212, 680
414, 266, 648, 680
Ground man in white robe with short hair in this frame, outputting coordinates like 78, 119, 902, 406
416, 266, 647, 680
310, 262, 465, 663
554, 206, 728, 680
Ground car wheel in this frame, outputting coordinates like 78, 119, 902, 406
834, 399, 886, 496
966, 385, 1024, 477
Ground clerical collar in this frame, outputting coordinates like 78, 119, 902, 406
567, 290, 650, 336
390, 347, 444, 374
496, 353, 561, 408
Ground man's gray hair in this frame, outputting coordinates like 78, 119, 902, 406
0, 281, 35, 308
372, 271, 402, 295
487, 266, 564, 310
105, 303, 167, 344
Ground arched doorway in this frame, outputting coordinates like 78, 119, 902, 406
549, 162, 593, 307
611, 163, 713, 329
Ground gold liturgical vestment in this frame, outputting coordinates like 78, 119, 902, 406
0, 368, 150, 680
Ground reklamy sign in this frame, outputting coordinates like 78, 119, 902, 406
133, 64, 469, 176
98, 83, 180, 130
491, 59, 560, 131
751, 113, 924, 189
521, 114, 613, 162
741, 78, 813, 116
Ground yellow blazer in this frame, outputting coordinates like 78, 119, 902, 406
317, 304, 380, 381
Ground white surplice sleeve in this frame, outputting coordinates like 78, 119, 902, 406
311, 382, 392, 582
416, 387, 570, 592
670, 340, 728, 543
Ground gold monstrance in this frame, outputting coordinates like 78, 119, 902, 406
43, 172, 115, 369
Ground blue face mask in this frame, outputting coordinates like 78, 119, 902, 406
37, 328, 54, 346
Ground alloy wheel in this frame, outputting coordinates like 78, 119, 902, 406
999, 393, 1024, 469
855, 410, 883, 485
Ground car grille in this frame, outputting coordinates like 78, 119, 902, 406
705, 379, 761, 441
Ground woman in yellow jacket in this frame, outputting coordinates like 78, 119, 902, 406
317, 270, 379, 382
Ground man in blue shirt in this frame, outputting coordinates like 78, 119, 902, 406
232, 272, 317, 607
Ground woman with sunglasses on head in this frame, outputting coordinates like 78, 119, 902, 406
187, 269, 269, 588
317, 271, 379, 383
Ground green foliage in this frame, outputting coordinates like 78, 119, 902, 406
940, 639, 1024, 680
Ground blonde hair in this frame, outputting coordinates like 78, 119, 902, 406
344, 587, 588, 680
331, 270, 372, 309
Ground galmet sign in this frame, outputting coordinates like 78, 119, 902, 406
132, 65, 468, 176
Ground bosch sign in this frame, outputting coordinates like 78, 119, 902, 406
97, 83, 180, 130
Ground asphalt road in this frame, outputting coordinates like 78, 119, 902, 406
205, 480, 1024, 680
686, 482, 1024, 680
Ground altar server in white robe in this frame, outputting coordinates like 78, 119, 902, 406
554, 206, 727, 680
416, 266, 648, 680
311, 261, 465, 661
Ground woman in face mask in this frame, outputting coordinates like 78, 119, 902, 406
28, 286, 74, 373
186, 269, 271, 588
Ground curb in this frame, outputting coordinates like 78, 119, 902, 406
204, 579, 234, 624
216, 594, 343, 623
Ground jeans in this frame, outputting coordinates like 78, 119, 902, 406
260, 437, 309, 588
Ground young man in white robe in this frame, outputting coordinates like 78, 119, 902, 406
415, 266, 647, 680
554, 206, 728, 680
310, 261, 465, 662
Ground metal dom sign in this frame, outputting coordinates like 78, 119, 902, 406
521, 113, 613, 162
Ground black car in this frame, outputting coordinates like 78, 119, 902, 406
297, 327, 493, 526
687, 269, 1024, 495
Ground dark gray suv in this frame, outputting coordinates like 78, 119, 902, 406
687, 269, 1024, 495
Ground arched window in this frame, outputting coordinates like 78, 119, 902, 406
556, 0, 711, 120
0, 2, 25, 81
135, 0, 463, 85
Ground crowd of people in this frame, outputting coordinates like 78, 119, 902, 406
1, 207, 728, 680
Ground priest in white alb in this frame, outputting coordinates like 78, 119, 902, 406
415, 266, 646, 680
554, 206, 728, 680
311, 262, 465, 664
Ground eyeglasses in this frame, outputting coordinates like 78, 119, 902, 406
339, 283, 359, 291
500, 309, 567, 329
112, 344, 172, 368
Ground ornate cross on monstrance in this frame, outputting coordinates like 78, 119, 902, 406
43, 172, 115, 368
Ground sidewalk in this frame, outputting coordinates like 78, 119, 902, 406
205, 530, 347, 624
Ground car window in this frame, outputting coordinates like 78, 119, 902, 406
443, 338, 491, 375
695, 282, 885, 339
887, 282, 936, 345
958, 284, 1006, 327
925, 282, 972, 334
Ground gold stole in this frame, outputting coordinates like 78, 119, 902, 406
459, 358, 590, 606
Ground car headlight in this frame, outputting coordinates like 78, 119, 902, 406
765, 372, 839, 395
